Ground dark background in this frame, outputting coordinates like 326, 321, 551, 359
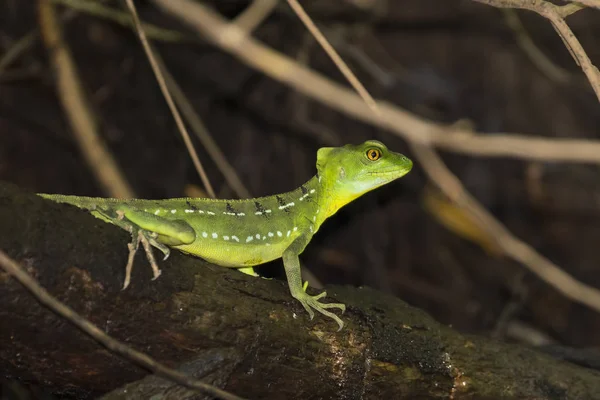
2, 0, 600, 350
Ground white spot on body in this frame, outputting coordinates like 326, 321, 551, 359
309, 225, 313, 232
278, 202, 295, 210
223, 236, 230, 241
237, 213, 246, 216
185, 209, 194, 213
212, 233, 218, 239
154, 210, 160, 215
232, 236, 240, 242
287, 230, 291, 237
313, 215, 316, 221
171, 209, 176, 214
207, 211, 215, 216
223, 212, 237, 216
198, 210, 205, 214
266, 243, 271, 246
255, 211, 262, 216
202, 232, 208, 238
255, 234, 260, 239
277, 231, 282, 237
246, 236, 253, 243
268, 232, 274, 237
262, 236, 266, 240
265, 209, 272, 214
293, 227, 298, 232
310, 189, 316, 194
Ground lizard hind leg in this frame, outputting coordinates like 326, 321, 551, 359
92, 205, 195, 289
122, 225, 164, 289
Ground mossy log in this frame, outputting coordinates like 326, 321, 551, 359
0, 182, 598, 399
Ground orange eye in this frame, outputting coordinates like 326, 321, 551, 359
366, 148, 381, 161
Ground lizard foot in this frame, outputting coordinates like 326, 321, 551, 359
294, 290, 346, 331
123, 228, 168, 289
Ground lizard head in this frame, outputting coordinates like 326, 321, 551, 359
316, 140, 413, 215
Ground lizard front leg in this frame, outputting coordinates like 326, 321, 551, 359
282, 236, 346, 330
92, 205, 195, 289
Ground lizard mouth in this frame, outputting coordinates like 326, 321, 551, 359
366, 167, 411, 178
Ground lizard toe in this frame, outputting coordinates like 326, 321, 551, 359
295, 291, 345, 330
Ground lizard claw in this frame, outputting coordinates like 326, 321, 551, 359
293, 290, 346, 331
146, 234, 170, 261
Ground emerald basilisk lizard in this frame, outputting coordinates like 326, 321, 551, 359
39, 140, 412, 330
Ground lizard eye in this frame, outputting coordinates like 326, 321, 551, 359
366, 148, 381, 161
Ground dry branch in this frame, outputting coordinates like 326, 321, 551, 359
124, 0, 215, 199
38, 0, 134, 199
473, 0, 600, 101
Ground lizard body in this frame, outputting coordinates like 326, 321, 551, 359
39, 140, 412, 329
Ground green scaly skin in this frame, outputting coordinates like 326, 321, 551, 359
39, 140, 412, 330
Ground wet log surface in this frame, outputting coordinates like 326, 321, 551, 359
1, 182, 599, 399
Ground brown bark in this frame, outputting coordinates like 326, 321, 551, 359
0, 182, 599, 399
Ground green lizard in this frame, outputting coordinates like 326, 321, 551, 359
39, 140, 412, 330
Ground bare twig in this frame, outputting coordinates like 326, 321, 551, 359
505, 321, 556, 346
2, 0, 182, 77
560, 3, 586, 16
38, 0, 135, 198
150, 48, 252, 198
152, 0, 600, 166
286, 0, 380, 115
473, 0, 600, 102
410, 143, 600, 316
1, 1, 114, 75
0, 31, 37, 74
124, 0, 215, 198
234, 0, 279, 34
55, 0, 187, 43
0, 249, 244, 400
502, 8, 570, 84
291, 32, 343, 146
565, 0, 600, 10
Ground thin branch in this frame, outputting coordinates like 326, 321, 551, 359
124, 0, 216, 198
410, 143, 600, 318
502, 8, 570, 84
286, 0, 380, 115
234, 0, 279, 34
473, 0, 600, 102
55, 0, 188, 43
152, 0, 600, 166
0, 31, 37, 74
150, 47, 252, 198
546, 14, 600, 96
2, 1, 112, 76
566, 0, 600, 10
38, 0, 135, 198
0, 249, 244, 400
559, 3, 586, 16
